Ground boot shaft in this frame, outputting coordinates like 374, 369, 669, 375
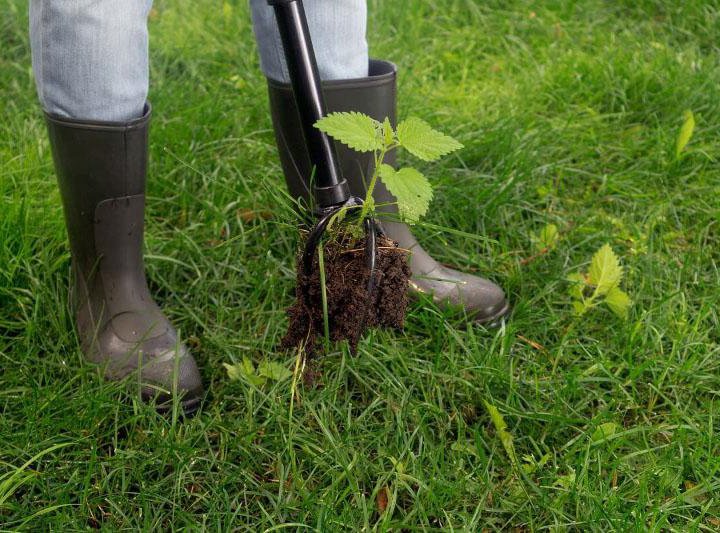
44, 105, 204, 409
45, 106, 157, 339
45, 105, 151, 273
267, 59, 399, 212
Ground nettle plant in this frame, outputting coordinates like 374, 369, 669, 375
314, 112, 463, 225
567, 244, 632, 319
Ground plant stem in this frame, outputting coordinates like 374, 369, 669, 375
287, 344, 303, 489
366, 148, 385, 202
359, 144, 397, 221
317, 246, 330, 347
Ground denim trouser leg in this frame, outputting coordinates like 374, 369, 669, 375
249, 0, 368, 82
29, 0, 152, 122
29, 0, 367, 122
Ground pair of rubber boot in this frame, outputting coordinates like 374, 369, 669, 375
45, 60, 508, 413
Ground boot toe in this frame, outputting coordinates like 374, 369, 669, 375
451, 269, 510, 325
88, 320, 204, 414
139, 350, 204, 415
411, 266, 510, 325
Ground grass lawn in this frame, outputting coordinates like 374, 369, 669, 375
2, 0, 720, 529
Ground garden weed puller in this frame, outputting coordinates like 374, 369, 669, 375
268, 0, 411, 354
268, 0, 379, 288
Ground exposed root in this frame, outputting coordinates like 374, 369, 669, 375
281, 233, 411, 356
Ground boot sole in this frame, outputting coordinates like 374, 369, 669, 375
142, 392, 203, 418
475, 300, 511, 328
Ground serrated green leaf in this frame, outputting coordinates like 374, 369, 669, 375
675, 109, 695, 159
378, 163, 396, 181
257, 361, 292, 382
554, 468, 576, 489
483, 401, 517, 466
588, 244, 622, 296
605, 286, 631, 319
382, 117, 394, 146
315, 112, 381, 152
521, 453, 549, 475
224, 358, 266, 386
591, 422, 618, 443
223, 359, 248, 381
566, 272, 586, 301
535, 223, 559, 252
572, 300, 588, 315
378, 164, 433, 224
521, 462, 535, 474
396, 117, 463, 161
223, 362, 237, 380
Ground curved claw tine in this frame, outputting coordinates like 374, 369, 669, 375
364, 217, 378, 293
302, 208, 337, 275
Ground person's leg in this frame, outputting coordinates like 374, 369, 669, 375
250, 0, 368, 82
253, 0, 509, 324
29, 0, 203, 412
30, 0, 150, 121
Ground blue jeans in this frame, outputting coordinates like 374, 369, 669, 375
30, 0, 368, 122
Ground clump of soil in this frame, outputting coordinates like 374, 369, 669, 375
281, 231, 411, 355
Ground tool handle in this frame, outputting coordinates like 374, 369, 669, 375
268, 0, 350, 209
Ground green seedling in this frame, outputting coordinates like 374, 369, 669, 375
224, 357, 292, 386
534, 223, 559, 253
314, 112, 463, 225
279, 112, 464, 355
521, 223, 560, 265
675, 109, 695, 160
567, 243, 632, 319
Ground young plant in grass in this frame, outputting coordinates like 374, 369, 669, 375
567, 244, 632, 319
315, 112, 463, 226
281, 113, 463, 356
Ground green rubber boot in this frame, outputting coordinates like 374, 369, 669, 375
267, 60, 509, 324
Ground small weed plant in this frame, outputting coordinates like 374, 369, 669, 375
314, 112, 463, 225
567, 244, 632, 319
278, 112, 464, 355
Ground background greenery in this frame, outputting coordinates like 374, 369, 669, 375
1, 0, 719, 529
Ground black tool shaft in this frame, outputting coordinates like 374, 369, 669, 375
268, 0, 350, 208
